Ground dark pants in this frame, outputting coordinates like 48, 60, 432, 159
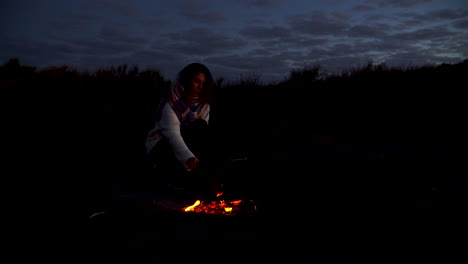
147, 119, 222, 196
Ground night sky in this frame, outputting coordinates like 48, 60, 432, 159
1, 0, 467, 83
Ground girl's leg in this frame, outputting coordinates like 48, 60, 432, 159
146, 138, 186, 191
181, 119, 223, 196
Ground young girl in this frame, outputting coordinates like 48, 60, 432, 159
145, 63, 221, 197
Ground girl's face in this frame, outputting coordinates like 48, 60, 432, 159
188, 72, 206, 98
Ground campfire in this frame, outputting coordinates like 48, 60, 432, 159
182, 192, 257, 215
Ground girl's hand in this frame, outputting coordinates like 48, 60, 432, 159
186, 157, 199, 171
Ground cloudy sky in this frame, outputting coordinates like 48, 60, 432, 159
1, 0, 467, 83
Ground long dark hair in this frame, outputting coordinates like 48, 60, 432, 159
177, 62, 215, 104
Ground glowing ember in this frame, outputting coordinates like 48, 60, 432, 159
184, 200, 201, 212
182, 198, 256, 215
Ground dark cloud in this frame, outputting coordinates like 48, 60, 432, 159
325, 44, 355, 57
296, 24, 465, 74
345, 24, 391, 38
37, 20, 150, 65
257, 35, 330, 53
237, 0, 283, 8
305, 47, 329, 60
397, 8, 468, 27
331, 11, 353, 21
205, 53, 282, 70
0, 36, 46, 63
352, 39, 404, 54
110, 2, 141, 17
307, 37, 404, 60
136, 17, 169, 27
127, 49, 189, 78
74, 54, 141, 72
294, 55, 376, 74
426, 8, 468, 20
352, 3, 377, 12
181, 10, 228, 23
132, 49, 186, 63
205, 51, 300, 82
177, 2, 228, 23
98, 23, 150, 44
394, 14, 428, 28
239, 25, 291, 39
245, 17, 269, 25
354, 0, 434, 12
163, 27, 248, 56
286, 11, 349, 36
362, 13, 394, 22
452, 19, 468, 29
245, 48, 276, 56
73, 39, 139, 57
358, 7, 468, 34
383, 50, 461, 68
65, 47, 187, 78
0, 35, 87, 69
391, 25, 454, 41
39, 11, 99, 40
377, 0, 434, 8
87, 0, 142, 18
450, 39, 468, 57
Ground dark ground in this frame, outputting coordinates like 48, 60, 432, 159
24, 134, 468, 263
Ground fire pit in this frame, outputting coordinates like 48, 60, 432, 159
150, 191, 258, 216
182, 196, 257, 215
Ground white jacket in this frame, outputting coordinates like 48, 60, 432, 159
145, 102, 210, 171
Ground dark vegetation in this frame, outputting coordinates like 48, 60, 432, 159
5, 58, 467, 262
5, 56, 466, 204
